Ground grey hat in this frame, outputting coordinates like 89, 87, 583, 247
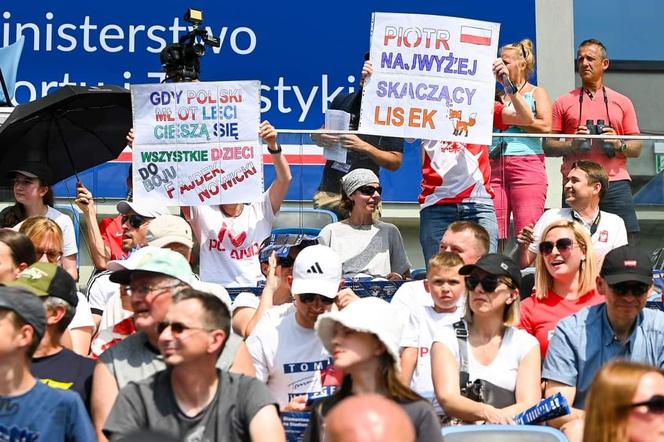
0, 286, 47, 340
341, 168, 379, 196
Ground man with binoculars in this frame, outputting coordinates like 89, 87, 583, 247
545, 39, 642, 236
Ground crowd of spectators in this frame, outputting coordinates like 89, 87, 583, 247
0, 36, 661, 442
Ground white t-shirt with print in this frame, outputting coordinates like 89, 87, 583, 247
189, 191, 275, 287
68, 292, 95, 330
433, 322, 538, 392
246, 307, 334, 408
46, 206, 78, 257
529, 208, 628, 259
391, 280, 433, 311
400, 303, 464, 414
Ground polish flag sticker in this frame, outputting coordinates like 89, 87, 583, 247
460, 26, 492, 46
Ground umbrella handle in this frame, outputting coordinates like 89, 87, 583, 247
54, 116, 81, 183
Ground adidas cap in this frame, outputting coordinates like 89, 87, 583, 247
291, 244, 342, 299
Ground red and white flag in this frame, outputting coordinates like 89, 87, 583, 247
460, 26, 492, 46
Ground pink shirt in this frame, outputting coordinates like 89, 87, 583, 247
552, 86, 639, 181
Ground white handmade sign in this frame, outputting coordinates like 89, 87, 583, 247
359, 12, 500, 145
131, 80, 262, 206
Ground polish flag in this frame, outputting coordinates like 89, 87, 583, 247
460, 26, 492, 46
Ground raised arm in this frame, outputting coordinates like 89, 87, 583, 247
75, 182, 111, 270
260, 121, 292, 215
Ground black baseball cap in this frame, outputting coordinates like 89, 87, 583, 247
11, 162, 53, 185
459, 254, 522, 288
5, 263, 78, 307
600, 245, 653, 285
0, 286, 47, 340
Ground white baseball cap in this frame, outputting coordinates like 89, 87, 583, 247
116, 200, 170, 218
290, 244, 342, 299
315, 297, 405, 371
145, 215, 194, 249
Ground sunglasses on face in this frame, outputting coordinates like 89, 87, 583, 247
298, 293, 335, 305
465, 275, 512, 293
630, 395, 664, 414
539, 237, 577, 256
156, 320, 212, 335
355, 185, 382, 196
121, 214, 149, 229
35, 247, 63, 262
609, 281, 650, 297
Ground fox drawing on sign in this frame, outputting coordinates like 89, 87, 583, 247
448, 109, 476, 136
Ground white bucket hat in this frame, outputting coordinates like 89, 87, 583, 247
291, 244, 342, 299
315, 297, 405, 371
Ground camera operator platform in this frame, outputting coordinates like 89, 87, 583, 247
544, 39, 642, 235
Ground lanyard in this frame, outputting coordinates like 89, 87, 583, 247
577, 86, 612, 128
572, 210, 602, 236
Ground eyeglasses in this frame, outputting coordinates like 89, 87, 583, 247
465, 275, 513, 292
125, 283, 184, 297
629, 395, 664, 414
121, 214, 150, 229
156, 320, 213, 335
298, 293, 335, 305
609, 281, 650, 297
35, 247, 63, 262
539, 238, 577, 256
355, 185, 382, 196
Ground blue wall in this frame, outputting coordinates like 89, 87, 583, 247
574, 0, 662, 61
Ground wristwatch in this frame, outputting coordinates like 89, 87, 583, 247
618, 142, 628, 154
267, 143, 282, 154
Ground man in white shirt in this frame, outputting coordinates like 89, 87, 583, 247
516, 160, 628, 268
391, 220, 489, 311
245, 244, 343, 410
399, 251, 466, 415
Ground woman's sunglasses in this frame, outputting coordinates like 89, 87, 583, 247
35, 247, 63, 262
539, 238, 577, 256
298, 293, 335, 305
355, 185, 382, 196
465, 275, 512, 293
630, 395, 664, 414
121, 214, 149, 229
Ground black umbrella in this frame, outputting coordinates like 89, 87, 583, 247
0, 85, 132, 184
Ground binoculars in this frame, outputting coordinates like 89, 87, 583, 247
574, 119, 616, 158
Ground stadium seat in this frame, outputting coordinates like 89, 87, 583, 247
0, 37, 25, 105
411, 268, 426, 280
272, 208, 338, 236
442, 424, 567, 442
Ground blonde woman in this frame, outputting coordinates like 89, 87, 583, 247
583, 361, 664, 442
19, 217, 94, 356
519, 220, 603, 357
491, 39, 552, 249
431, 254, 541, 424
